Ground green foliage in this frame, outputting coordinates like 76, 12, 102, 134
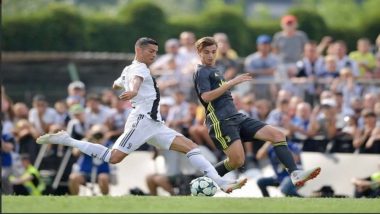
199, 8, 249, 55
289, 8, 328, 41
118, 1, 168, 52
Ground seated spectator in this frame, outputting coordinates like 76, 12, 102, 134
106, 99, 131, 142
28, 94, 60, 135
85, 93, 112, 130
306, 99, 338, 152
166, 90, 190, 133
146, 150, 199, 196
100, 89, 118, 108
319, 55, 340, 80
12, 119, 40, 163
12, 102, 29, 123
69, 125, 113, 195
54, 100, 70, 126
67, 104, 87, 140
67, 81, 86, 107
155, 55, 180, 97
349, 38, 376, 78
245, 34, 278, 99
266, 98, 291, 135
9, 154, 45, 195
353, 109, 380, 153
351, 171, 380, 198
254, 99, 272, 121
214, 32, 239, 81
256, 141, 302, 197
289, 102, 312, 144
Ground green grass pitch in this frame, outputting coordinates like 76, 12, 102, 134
2, 196, 380, 213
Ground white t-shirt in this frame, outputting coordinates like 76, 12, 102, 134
28, 107, 60, 134
114, 60, 162, 121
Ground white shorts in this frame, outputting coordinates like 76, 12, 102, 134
112, 114, 182, 154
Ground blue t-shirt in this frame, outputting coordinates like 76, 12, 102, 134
77, 141, 113, 174
1, 134, 15, 167
267, 142, 302, 182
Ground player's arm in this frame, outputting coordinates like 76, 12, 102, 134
201, 73, 252, 103
119, 75, 143, 101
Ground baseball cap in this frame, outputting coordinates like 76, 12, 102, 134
321, 98, 336, 107
69, 104, 84, 115
256, 35, 272, 44
281, 15, 297, 25
68, 81, 85, 90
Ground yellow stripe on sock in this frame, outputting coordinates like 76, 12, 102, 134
273, 141, 288, 147
224, 159, 234, 171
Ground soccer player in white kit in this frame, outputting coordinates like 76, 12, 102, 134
37, 37, 247, 193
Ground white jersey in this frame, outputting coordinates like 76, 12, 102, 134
114, 60, 161, 121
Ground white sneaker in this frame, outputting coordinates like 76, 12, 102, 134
36, 130, 70, 146
291, 167, 321, 187
219, 178, 248, 194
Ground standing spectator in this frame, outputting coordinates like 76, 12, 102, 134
273, 15, 308, 64
331, 68, 362, 110
155, 55, 180, 97
349, 38, 376, 78
319, 55, 340, 81
332, 41, 360, 77
214, 32, 239, 81
245, 35, 278, 99
150, 38, 184, 76
28, 94, 60, 135
294, 41, 325, 105
54, 100, 70, 126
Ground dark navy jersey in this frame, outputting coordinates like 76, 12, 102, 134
193, 64, 239, 121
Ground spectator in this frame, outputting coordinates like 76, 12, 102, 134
213, 32, 239, 81
351, 171, 380, 198
155, 55, 180, 97
256, 141, 302, 197
245, 34, 278, 99
273, 15, 308, 64
100, 89, 118, 108
150, 38, 184, 76
254, 99, 272, 121
69, 125, 113, 195
67, 81, 86, 106
331, 68, 362, 110
12, 119, 40, 163
9, 153, 45, 195
294, 41, 325, 104
85, 93, 112, 130
332, 41, 360, 77
159, 96, 175, 122
12, 102, 29, 123
106, 99, 131, 142
146, 150, 199, 196
353, 110, 380, 153
54, 100, 70, 126
349, 38, 376, 78
319, 55, 340, 81
28, 94, 60, 135
2, 134, 16, 195
289, 102, 312, 144
373, 53, 380, 79
67, 104, 87, 141
166, 90, 190, 133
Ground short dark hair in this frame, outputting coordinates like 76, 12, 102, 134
195, 37, 217, 52
135, 37, 158, 48
33, 94, 46, 102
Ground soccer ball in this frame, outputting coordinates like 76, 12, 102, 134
190, 176, 218, 196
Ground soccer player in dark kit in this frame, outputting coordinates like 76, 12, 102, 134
193, 37, 321, 187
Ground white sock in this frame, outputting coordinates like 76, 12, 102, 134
186, 148, 225, 186
67, 138, 111, 162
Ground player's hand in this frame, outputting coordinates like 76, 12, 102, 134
119, 91, 137, 101
228, 73, 252, 87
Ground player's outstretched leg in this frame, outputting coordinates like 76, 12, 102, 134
170, 136, 247, 193
37, 130, 112, 162
254, 125, 321, 187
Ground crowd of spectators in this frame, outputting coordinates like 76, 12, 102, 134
2, 14, 380, 197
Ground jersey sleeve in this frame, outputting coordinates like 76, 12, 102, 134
195, 68, 211, 95
131, 64, 150, 80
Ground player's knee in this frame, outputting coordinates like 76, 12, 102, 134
229, 155, 245, 169
97, 173, 109, 183
270, 128, 286, 143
